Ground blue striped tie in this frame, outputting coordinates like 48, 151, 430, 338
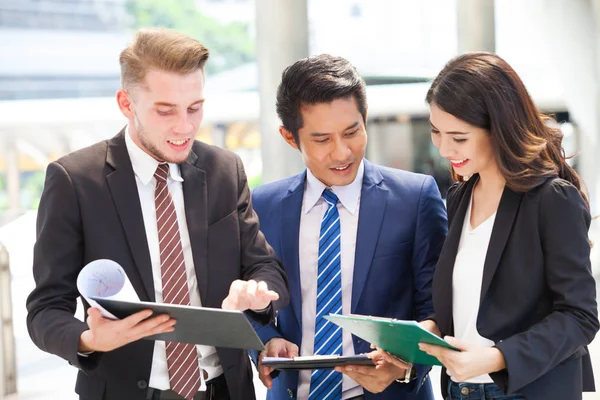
309, 189, 343, 400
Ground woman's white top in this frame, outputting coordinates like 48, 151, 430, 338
451, 193, 497, 383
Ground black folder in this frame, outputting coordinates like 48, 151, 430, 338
91, 297, 265, 351
262, 354, 374, 370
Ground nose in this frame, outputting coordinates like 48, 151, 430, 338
436, 135, 453, 159
331, 136, 352, 163
173, 112, 193, 134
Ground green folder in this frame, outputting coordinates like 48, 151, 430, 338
324, 314, 458, 366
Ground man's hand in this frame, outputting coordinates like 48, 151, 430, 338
419, 337, 506, 382
78, 308, 176, 353
221, 279, 279, 311
257, 338, 299, 389
334, 350, 410, 394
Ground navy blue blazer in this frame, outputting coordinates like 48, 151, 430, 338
249, 160, 447, 400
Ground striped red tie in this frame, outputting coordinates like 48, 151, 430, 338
154, 163, 201, 400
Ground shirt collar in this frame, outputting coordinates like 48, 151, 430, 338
303, 160, 364, 215
124, 125, 184, 186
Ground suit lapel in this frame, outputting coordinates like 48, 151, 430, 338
479, 187, 522, 302
180, 152, 209, 306
432, 177, 475, 334
105, 130, 154, 301
281, 173, 305, 328
352, 161, 387, 312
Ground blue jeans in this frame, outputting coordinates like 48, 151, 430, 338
447, 381, 526, 400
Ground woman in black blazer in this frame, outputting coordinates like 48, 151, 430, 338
384, 52, 599, 399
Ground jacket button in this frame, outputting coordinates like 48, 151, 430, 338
287, 388, 294, 398
137, 380, 148, 389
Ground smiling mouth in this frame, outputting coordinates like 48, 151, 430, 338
449, 159, 469, 167
167, 139, 190, 146
331, 164, 351, 171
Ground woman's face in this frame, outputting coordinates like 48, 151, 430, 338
429, 103, 497, 178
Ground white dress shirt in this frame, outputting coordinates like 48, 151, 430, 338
124, 129, 223, 391
451, 193, 496, 384
297, 161, 365, 400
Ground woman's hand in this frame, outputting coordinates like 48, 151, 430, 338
419, 319, 441, 337
419, 336, 506, 382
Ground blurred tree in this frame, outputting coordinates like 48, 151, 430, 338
126, 0, 255, 75
22, 171, 46, 209
247, 173, 262, 190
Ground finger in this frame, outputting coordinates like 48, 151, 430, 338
229, 279, 245, 295
259, 370, 273, 389
86, 308, 102, 324
260, 365, 274, 377
379, 351, 408, 366
286, 343, 299, 358
221, 295, 237, 310
420, 343, 451, 361
228, 280, 249, 309
266, 346, 282, 357
138, 318, 177, 339
343, 365, 377, 377
365, 350, 381, 360
245, 280, 258, 298
264, 290, 279, 301
418, 343, 438, 355
443, 336, 467, 350
257, 281, 268, 294
335, 367, 360, 380
121, 309, 155, 328
128, 314, 173, 339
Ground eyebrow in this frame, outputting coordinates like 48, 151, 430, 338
429, 121, 469, 135
154, 99, 205, 107
309, 121, 360, 137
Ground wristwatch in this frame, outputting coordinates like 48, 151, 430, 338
395, 363, 415, 383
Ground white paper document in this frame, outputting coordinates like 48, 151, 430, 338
76, 259, 140, 319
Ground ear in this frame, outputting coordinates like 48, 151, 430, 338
279, 126, 299, 150
116, 89, 134, 119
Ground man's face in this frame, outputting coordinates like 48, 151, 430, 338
281, 97, 368, 187
117, 68, 205, 163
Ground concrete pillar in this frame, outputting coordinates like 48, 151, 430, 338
256, 0, 309, 184
457, 0, 496, 53
517, 0, 600, 274
0, 243, 16, 397
5, 141, 20, 213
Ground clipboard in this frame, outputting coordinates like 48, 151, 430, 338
324, 314, 458, 366
91, 297, 265, 351
262, 354, 375, 370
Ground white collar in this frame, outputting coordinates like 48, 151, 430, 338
303, 160, 364, 215
124, 125, 184, 185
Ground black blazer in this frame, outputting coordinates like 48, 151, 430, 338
26, 130, 289, 400
432, 175, 598, 399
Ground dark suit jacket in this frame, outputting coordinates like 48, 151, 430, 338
26, 130, 289, 400
249, 160, 448, 400
432, 175, 599, 399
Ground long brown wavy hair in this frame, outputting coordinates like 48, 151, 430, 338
426, 52, 589, 208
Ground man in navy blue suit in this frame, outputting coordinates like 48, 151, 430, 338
250, 54, 447, 400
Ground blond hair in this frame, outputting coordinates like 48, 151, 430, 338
119, 28, 210, 90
